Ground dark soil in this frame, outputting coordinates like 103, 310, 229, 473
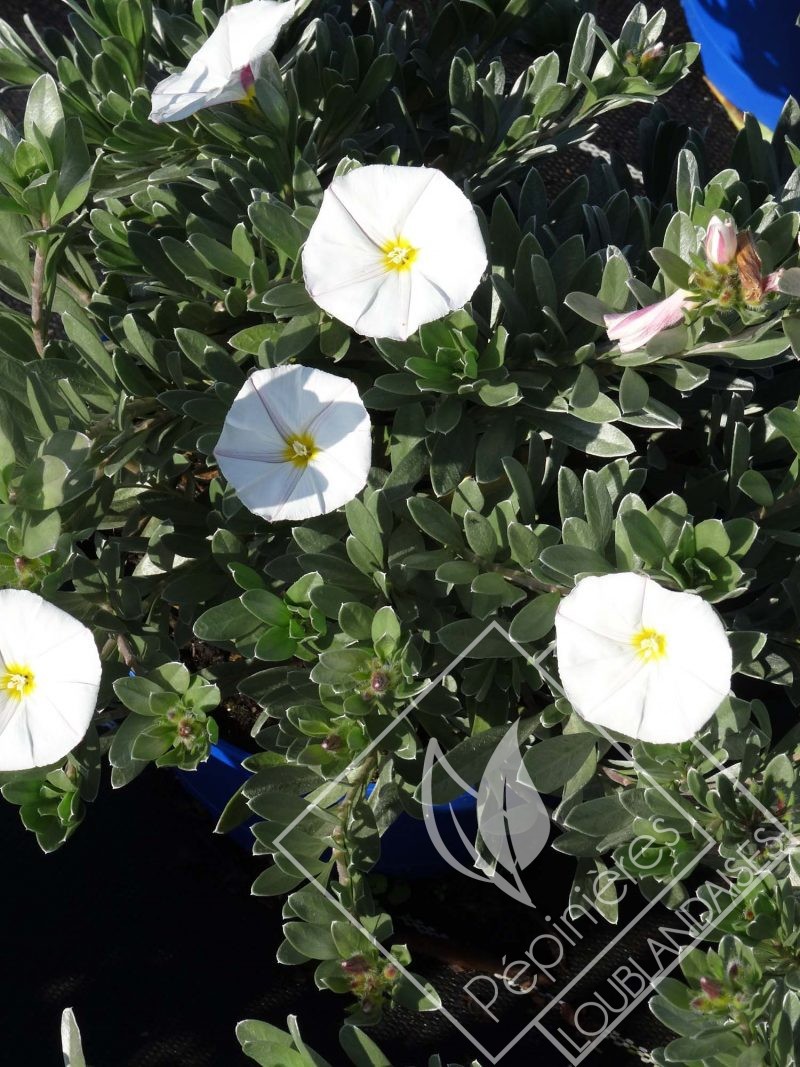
181, 640, 262, 747
599, 0, 737, 173
535, 0, 737, 196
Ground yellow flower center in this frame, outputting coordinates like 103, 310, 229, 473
283, 432, 318, 468
1, 662, 35, 700
237, 87, 258, 109
631, 628, 667, 663
382, 237, 418, 272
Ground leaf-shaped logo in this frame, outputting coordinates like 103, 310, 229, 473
475, 723, 551, 904
421, 723, 549, 906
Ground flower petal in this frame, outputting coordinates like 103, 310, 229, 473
566, 658, 652, 739
306, 449, 369, 513
704, 216, 737, 267
636, 660, 727, 743
403, 170, 487, 310
303, 164, 486, 339
325, 165, 440, 248
0, 588, 43, 665
216, 364, 372, 522
556, 572, 648, 644
219, 0, 295, 72
604, 290, 688, 353
641, 580, 732, 719
351, 269, 413, 341
555, 572, 732, 744
18, 681, 97, 770
326, 262, 464, 341
222, 365, 333, 444
150, 72, 247, 124
763, 270, 784, 294
0, 590, 101, 772
150, 0, 294, 123
0, 693, 36, 771
234, 461, 306, 521
301, 177, 390, 330
303, 373, 371, 444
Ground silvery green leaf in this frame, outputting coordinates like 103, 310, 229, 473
61, 1009, 87, 1067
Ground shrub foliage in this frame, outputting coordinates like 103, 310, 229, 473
1, 1, 800, 1063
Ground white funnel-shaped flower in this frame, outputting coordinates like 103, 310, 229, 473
215, 364, 372, 522
0, 589, 101, 771
555, 572, 732, 744
303, 164, 487, 341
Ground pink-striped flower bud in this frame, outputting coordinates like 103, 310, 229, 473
699, 977, 722, 999
640, 42, 665, 68
704, 216, 738, 267
604, 289, 690, 353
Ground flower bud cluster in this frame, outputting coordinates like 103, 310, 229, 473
605, 217, 786, 352
689, 960, 751, 1017
689, 217, 783, 312
339, 953, 400, 1016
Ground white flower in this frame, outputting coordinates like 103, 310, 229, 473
554, 572, 732, 744
214, 364, 372, 522
149, 0, 294, 124
302, 164, 487, 341
0, 590, 101, 771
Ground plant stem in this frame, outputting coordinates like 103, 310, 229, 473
477, 557, 564, 595
31, 228, 49, 356
334, 753, 378, 891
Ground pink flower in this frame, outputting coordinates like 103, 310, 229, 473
762, 270, 784, 294
604, 290, 690, 353
704, 216, 738, 267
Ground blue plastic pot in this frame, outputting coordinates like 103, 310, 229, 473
178, 739, 478, 878
680, 0, 800, 129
